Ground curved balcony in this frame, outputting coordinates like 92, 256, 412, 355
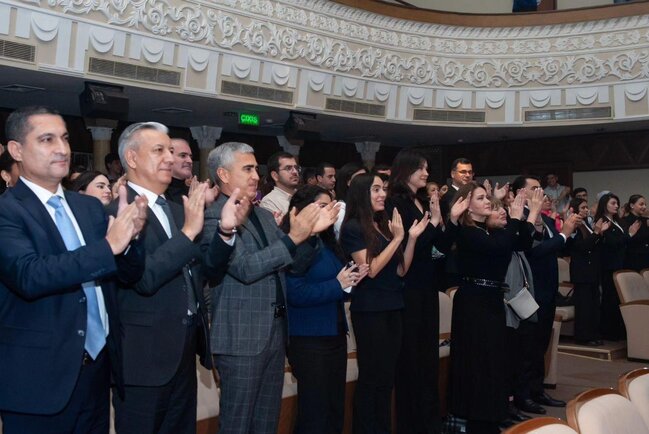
1, 0, 649, 146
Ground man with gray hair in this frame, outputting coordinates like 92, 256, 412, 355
110, 122, 237, 434
202, 142, 322, 434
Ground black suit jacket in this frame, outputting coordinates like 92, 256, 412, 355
107, 186, 232, 386
0, 180, 144, 414
567, 225, 602, 284
525, 213, 565, 306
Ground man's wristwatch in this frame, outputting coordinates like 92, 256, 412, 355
217, 220, 237, 236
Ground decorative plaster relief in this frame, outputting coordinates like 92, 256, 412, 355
19, 0, 649, 88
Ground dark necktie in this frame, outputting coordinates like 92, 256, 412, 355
156, 196, 197, 315
47, 195, 106, 358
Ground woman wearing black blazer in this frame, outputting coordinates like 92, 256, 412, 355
622, 195, 649, 271
567, 198, 609, 345
386, 149, 446, 434
593, 193, 640, 341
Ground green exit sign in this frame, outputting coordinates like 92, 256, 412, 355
239, 113, 260, 127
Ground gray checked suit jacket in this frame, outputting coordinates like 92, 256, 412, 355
203, 194, 296, 356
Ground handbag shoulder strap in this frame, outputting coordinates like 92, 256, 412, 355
514, 252, 529, 289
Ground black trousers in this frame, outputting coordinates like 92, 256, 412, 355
573, 282, 601, 342
288, 334, 347, 434
113, 319, 197, 434
1, 349, 110, 434
516, 302, 554, 400
352, 310, 402, 434
395, 287, 440, 434
600, 271, 626, 341
504, 326, 523, 399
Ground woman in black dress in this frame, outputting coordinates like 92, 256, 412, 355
622, 194, 649, 271
567, 198, 610, 345
386, 149, 445, 434
340, 173, 429, 434
594, 193, 640, 340
448, 182, 532, 434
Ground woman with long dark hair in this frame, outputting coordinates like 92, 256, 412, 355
340, 173, 428, 434
386, 149, 445, 434
333, 163, 367, 238
448, 182, 532, 434
622, 194, 649, 271
567, 197, 610, 345
70, 170, 113, 206
593, 193, 640, 340
283, 185, 369, 434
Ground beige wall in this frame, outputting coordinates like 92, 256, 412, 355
573, 169, 649, 206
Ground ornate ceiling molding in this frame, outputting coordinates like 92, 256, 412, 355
8, 0, 649, 89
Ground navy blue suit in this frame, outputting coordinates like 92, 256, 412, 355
0, 180, 143, 428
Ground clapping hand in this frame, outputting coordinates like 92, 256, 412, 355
337, 262, 369, 288
181, 182, 207, 241
273, 211, 284, 227
629, 219, 642, 237
409, 211, 431, 239
593, 218, 611, 235
450, 192, 471, 225
493, 182, 509, 201
106, 185, 149, 254
312, 201, 340, 234
388, 208, 405, 241
429, 192, 442, 227
220, 188, 250, 235
288, 203, 319, 244
482, 179, 492, 197
509, 188, 526, 220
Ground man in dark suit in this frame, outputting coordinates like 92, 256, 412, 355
511, 175, 579, 415
0, 106, 147, 434
202, 142, 321, 434
109, 121, 240, 434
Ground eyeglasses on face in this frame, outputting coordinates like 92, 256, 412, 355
280, 165, 301, 173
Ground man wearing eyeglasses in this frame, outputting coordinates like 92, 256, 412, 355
440, 157, 474, 220
260, 151, 300, 216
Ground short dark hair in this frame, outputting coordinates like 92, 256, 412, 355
316, 162, 335, 178
104, 152, 120, 170
451, 158, 472, 171
267, 152, 295, 177
511, 175, 540, 195
302, 167, 316, 183
5, 106, 60, 143
573, 187, 587, 197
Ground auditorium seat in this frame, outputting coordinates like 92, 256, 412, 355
566, 387, 649, 434
438, 290, 453, 415
555, 283, 575, 337
445, 286, 458, 301
618, 367, 649, 430
641, 268, 649, 289
502, 417, 577, 434
438, 291, 452, 359
196, 359, 220, 434
558, 257, 571, 284
613, 270, 649, 360
543, 314, 563, 388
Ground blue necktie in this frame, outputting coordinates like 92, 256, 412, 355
47, 195, 106, 359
